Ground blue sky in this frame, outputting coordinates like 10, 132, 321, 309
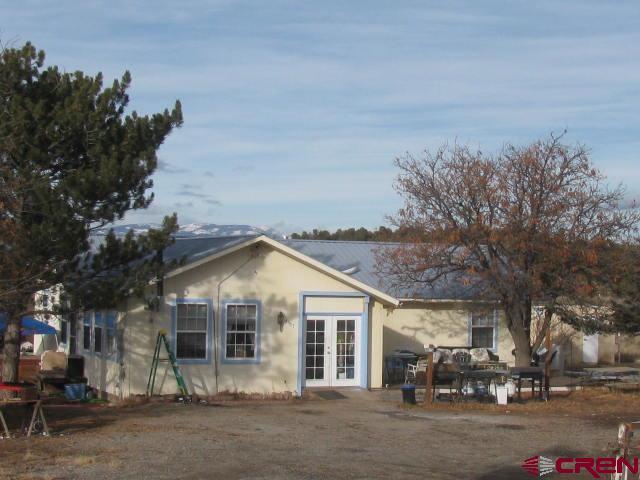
2, 1, 639, 232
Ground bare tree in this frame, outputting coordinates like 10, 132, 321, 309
377, 133, 639, 366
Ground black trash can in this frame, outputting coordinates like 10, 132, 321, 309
67, 355, 85, 379
401, 384, 416, 405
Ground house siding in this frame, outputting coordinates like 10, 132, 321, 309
76, 237, 640, 400
382, 302, 516, 366
84, 242, 379, 399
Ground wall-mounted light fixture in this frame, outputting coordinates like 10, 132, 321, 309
277, 311, 287, 332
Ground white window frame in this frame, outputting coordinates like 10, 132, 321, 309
175, 301, 210, 362
81, 310, 117, 359
93, 312, 104, 356
469, 309, 499, 352
59, 316, 69, 347
105, 311, 117, 358
222, 301, 261, 364
82, 312, 92, 353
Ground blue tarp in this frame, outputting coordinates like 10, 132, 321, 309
0, 314, 58, 335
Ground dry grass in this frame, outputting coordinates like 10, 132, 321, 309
113, 390, 310, 407
22, 450, 37, 462
69, 455, 97, 466
197, 390, 300, 402
414, 388, 640, 419
0, 391, 631, 479
116, 395, 150, 407
105, 458, 123, 470
10, 475, 58, 480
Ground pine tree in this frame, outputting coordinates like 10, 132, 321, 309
0, 42, 183, 382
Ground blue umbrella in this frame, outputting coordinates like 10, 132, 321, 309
0, 314, 58, 335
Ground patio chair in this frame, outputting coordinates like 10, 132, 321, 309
406, 358, 431, 384
405, 363, 418, 384
452, 350, 471, 365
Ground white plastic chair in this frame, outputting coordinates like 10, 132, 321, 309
405, 363, 418, 384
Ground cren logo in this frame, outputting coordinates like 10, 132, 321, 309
522, 456, 555, 477
522, 455, 640, 478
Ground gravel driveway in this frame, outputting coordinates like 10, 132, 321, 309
0, 389, 631, 479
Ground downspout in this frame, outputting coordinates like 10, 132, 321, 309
213, 245, 260, 394
121, 296, 129, 402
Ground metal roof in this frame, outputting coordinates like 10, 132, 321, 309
282, 239, 485, 301
160, 235, 485, 301
162, 235, 259, 265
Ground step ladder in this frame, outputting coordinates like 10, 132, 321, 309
147, 329, 190, 400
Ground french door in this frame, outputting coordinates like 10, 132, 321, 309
304, 315, 360, 387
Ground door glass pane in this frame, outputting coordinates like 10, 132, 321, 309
305, 319, 325, 381
335, 318, 356, 381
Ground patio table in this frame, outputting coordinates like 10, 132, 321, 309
510, 367, 545, 401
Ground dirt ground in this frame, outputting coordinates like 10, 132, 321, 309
1, 388, 638, 480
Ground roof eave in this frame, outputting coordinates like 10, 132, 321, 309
260, 236, 399, 306
398, 298, 499, 304
164, 235, 400, 306
164, 236, 263, 280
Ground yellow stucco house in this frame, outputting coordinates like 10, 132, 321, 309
75, 234, 523, 399
74, 234, 639, 400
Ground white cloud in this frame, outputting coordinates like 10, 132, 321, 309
2, 0, 638, 229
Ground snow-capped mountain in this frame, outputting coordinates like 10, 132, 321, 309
94, 223, 285, 239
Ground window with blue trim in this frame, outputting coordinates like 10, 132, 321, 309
82, 310, 117, 357
470, 311, 496, 349
225, 304, 257, 360
94, 312, 103, 354
106, 311, 117, 357
59, 316, 69, 346
176, 303, 208, 360
83, 312, 91, 351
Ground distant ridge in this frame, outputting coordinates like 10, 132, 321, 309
95, 223, 285, 239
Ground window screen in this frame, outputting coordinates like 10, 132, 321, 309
471, 312, 495, 349
94, 312, 103, 354
106, 311, 117, 357
176, 303, 208, 360
225, 304, 257, 359
83, 312, 91, 351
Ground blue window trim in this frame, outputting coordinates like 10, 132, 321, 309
93, 312, 104, 358
81, 310, 119, 361
297, 291, 370, 395
104, 311, 118, 362
220, 299, 262, 365
467, 309, 499, 353
82, 311, 93, 356
171, 298, 214, 365
58, 316, 69, 347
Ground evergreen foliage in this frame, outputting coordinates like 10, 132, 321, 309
0, 42, 183, 381
290, 226, 417, 242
